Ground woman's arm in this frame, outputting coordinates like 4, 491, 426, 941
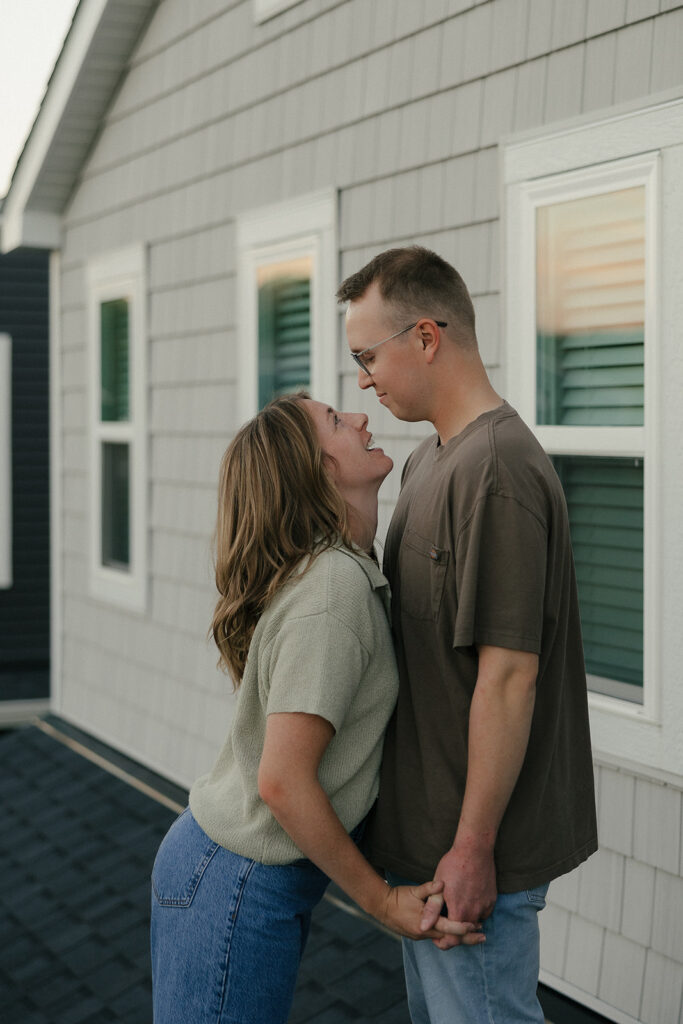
258, 711, 483, 944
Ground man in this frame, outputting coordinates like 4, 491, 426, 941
337, 246, 597, 1024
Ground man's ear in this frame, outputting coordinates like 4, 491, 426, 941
419, 320, 442, 364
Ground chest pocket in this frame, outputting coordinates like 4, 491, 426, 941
398, 529, 450, 621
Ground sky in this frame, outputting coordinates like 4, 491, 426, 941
0, 0, 80, 199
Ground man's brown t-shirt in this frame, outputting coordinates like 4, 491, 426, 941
366, 403, 597, 891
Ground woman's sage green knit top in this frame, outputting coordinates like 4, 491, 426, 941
189, 543, 399, 865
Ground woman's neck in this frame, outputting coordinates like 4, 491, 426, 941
344, 491, 379, 553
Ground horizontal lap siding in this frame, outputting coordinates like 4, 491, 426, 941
57, 2, 683, 1017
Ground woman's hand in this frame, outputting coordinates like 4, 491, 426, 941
372, 880, 485, 945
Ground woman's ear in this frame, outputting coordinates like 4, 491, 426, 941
321, 449, 338, 482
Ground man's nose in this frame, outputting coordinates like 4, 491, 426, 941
358, 368, 373, 390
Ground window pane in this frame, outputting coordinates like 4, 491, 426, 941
257, 258, 311, 407
101, 299, 129, 421
537, 187, 645, 426
102, 442, 130, 569
553, 455, 643, 702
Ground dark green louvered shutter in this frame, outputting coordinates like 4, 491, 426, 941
538, 328, 644, 426
100, 299, 129, 421
258, 275, 311, 407
554, 456, 643, 699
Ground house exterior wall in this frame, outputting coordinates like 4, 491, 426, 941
0, 248, 50, 703
52, 2, 683, 1021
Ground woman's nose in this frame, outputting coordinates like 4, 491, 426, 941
347, 411, 368, 430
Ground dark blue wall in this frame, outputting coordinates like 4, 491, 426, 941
0, 248, 50, 701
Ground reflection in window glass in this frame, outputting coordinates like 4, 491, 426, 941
258, 258, 311, 407
536, 187, 645, 426
102, 442, 130, 569
553, 454, 643, 703
101, 299, 129, 421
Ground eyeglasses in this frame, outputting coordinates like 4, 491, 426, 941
350, 320, 447, 376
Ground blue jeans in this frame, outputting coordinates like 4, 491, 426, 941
388, 872, 549, 1024
150, 808, 332, 1023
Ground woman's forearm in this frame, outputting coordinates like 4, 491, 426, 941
258, 711, 481, 943
258, 768, 388, 915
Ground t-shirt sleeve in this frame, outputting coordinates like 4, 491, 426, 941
264, 611, 370, 732
453, 493, 546, 654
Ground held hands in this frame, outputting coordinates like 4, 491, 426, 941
420, 843, 497, 950
374, 880, 484, 945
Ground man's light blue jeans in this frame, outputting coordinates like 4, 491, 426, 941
150, 808, 331, 1023
388, 871, 549, 1024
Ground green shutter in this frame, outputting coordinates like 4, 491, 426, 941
537, 328, 644, 426
102, 442, 130, 569
258, 276, 310, 407
553, 455, 643, 698
101, 299, 129, 421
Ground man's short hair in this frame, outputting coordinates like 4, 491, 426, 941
336, 246, 476, 344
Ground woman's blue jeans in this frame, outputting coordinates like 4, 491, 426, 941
150, 808, 331, 1023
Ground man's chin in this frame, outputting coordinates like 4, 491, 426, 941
379, 395, 424, 424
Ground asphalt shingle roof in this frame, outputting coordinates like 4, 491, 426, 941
0, 722, 409, 1024
1, 721, 598, 1024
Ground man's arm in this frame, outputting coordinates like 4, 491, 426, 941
421, 644, 538, 947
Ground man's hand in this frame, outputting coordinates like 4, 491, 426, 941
374, 880, 484, 945
420, 842, 497, 950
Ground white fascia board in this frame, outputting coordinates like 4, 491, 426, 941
2, 211, 62, 254
1, 0, 110, 253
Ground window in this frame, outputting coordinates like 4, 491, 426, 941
257, 257, 312, 406
236, 190, 337, 421
505, 152, 658, 711
0, 334, 11, 589
87, 246, 147, 610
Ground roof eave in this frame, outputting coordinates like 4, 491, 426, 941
2, 0, 158, 254
1, 0, 110, 253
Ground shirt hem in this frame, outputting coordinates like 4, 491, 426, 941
368, 833, 598, 893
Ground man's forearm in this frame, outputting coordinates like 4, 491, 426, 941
421, 646, 540, 938
455, 646, 537, 851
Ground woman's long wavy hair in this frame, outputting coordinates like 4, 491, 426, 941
211, 393, 354, 686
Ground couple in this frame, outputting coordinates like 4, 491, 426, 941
151, 247, 597, 1023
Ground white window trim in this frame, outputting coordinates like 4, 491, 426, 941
0, 334, 12, 589
236, 189, 337, 423
86, 245, 147, 612
253, 0, 304, 24
505, 143, 663, 725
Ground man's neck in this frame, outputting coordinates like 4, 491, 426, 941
433, 384, 504, 444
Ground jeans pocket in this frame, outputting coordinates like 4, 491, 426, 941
152, 809, 220, 908
525, 883, 549, 909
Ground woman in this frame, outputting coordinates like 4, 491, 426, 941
151, 394, 480, 1024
